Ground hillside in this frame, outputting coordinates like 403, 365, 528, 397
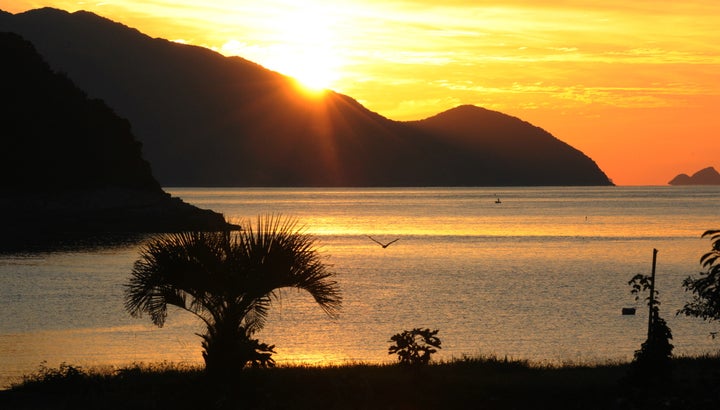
408, 105, 610, 185
0, 8, 613, 187
0, 32, 232, 235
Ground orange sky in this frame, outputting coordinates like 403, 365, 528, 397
4, 0, 719, 185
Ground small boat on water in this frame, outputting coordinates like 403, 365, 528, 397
495, 197, 502, 204
621, 307, 636, 315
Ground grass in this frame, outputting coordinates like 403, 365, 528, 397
1, 355, 719, 409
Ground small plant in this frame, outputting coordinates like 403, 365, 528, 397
633, 315, 673, 372
629, 273, 674, 369
628, 252, 673, 381
388, 328, 441, 365
200, 328, 277, 372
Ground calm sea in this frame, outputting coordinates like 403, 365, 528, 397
1, 186, 719, 387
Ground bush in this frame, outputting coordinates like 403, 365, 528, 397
388, 328, 441, 365
632, 313, 674, 378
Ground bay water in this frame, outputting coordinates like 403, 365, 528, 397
1, 186, 719, 388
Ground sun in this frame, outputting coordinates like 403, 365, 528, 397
290, 60, 338, 93
283, 48, 340, 93
262, 4, 345, 92
217, 2, 348, 92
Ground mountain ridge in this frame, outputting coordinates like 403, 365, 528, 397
0, 7, 613, 187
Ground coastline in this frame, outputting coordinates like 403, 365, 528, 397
0, 188, 238, 250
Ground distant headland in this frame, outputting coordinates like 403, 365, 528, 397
668, 167, 720, 186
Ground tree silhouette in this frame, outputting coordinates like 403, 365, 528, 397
124, 215, 341, 376
679, 230, 720, 322
388, 328, 442, 365
628, 252, 673, 381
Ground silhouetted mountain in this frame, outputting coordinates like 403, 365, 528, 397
407, 105, 610, 185
1, 32, 159, 193
0, 32, 232, 234
669, 167, 720, 186
0, 8, 613, 187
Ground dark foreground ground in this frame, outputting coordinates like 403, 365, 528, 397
1, 356, 719, 409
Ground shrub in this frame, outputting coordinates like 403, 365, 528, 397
388, 328, 441, 365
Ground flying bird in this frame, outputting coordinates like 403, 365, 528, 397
367, 235, 400, 248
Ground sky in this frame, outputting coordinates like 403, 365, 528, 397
4, 0, 719, 185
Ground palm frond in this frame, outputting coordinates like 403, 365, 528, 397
238, 214, 342, 318
242, 293, 274, 334
124, 231, 230, 327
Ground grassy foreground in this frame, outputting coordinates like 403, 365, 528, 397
1, 356, 719, 409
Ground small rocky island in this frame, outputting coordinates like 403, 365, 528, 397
668, 167, 720, 186
0, 32, 234, 237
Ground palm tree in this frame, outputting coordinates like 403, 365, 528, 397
124, 214, 341, 376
